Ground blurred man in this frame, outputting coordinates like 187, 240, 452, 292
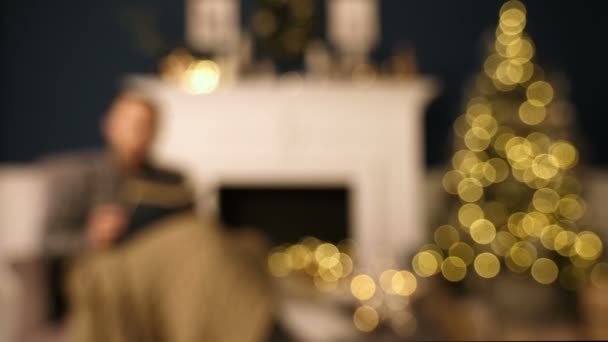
42, 92, 273, 342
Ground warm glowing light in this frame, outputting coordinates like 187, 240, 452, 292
353, 305, 379, 332
441, 256, 467, 282
531, 258, 559, 284
555, 230, 577, 257
465, 128, 492, 152
458, 178, 484, 202
379, 269, 397, 294
474, 253, 501, 278
268, 251, 292, 277
519, 101, 546, 125
351, 274, 377, 301
184, 60, 220, 94
491, 231, 517, 256
318, 255, 343, 281
315, 243, 339, 262
507, 212, 527, 238
540, 224, 563, 250
509, 241, 537, 268
550, 141, 578, 169
458, 204, 484, 228
470, 219, 497, 244
412, 251, 440, 277
558, 195, 585, 221
532, 188, 560, 213
521, 211, 549, 238
574, 231, 603, 260
526, 81, 554, 107
287, 244, 311, 270
532, 154, 560, 180
487, 158, 510, 183
392, 270, 417, 296
442, 170, 466, 195
339, 253, 354, 277
448, 242, 475, 265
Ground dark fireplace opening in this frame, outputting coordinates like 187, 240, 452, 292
219, 186, 350, 245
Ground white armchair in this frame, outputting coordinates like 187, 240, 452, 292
0, 165, 54, 342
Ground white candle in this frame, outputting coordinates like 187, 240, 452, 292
186, 0, 240, 54
328, 0, 379, 57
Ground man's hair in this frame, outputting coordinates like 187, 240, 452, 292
110, 91, 160, 122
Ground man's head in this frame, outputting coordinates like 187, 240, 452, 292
102, 92, 159, 167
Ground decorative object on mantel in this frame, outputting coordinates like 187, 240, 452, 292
327, 0, 379, 70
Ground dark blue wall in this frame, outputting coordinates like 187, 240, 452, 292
1, 0, 607, 165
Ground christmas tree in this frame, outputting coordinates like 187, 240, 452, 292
412, 0, 606, 290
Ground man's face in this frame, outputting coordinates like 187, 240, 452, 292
104, 98, 156, 163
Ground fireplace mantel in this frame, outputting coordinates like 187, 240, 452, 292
128, 76, 436, 274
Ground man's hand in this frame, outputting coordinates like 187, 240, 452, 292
85, 205, 127, 249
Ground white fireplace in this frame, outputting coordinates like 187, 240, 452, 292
128, 76, 436, 275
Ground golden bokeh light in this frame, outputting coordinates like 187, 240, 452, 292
448, 242, 475, 265
474, 253, 501, 278
434, 225, 461, 250
532, 154, 560, 180
507, 212, 527, 238
500, 0, 527, 16
379, 269, 397, 294
487, 158, 510, 183
452, 150, 478, 172
351, 274, 377, 301
554, 230, 577, 257
532, 188, 560, 213
458, 203, 485, 228
540, 224, 564, 251
315, 243, 339, 263
491, 231, 517, 256
574, 231, 603, 260
518, 101, 546, 125
499, 8, 527, 35
353, 305, 379, 332
470, 219, 497, 244
287, 244, 311, 270
392, 270, 418, 296
509, 241, 537, 269
531, 258, 559, 284
412, 251, 440, 277
558, 195, 585, 221
550, 141, 578, 169
458, 178, 484, 202
494, 132, 516, 157
339, 253, 354, 278
472, 114, 499, 137
443, 170, 466, 195
184, 60, 221, 94
268, 251, 292, 277
526, 81, 554, 107
521, 211, 549, 238
317, 255, 343, 282
441, 256, 468, 282
465, 128, 492, 152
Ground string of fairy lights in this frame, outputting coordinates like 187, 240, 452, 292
266, 0, 608, 336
